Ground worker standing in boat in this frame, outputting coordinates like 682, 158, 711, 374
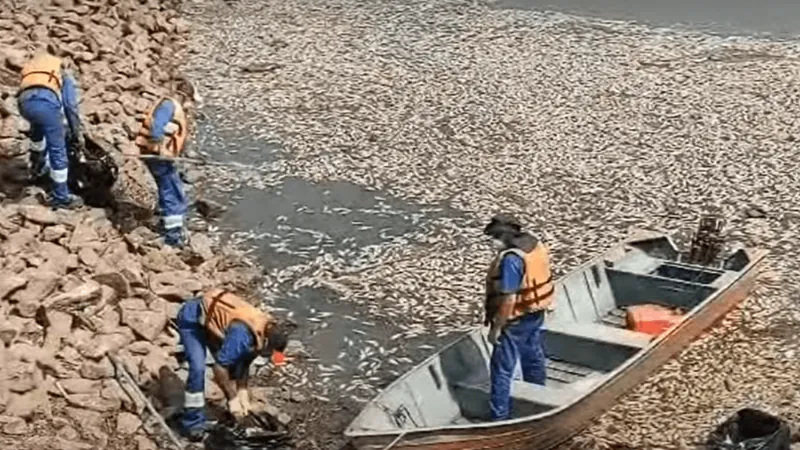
483, 214, 555, 421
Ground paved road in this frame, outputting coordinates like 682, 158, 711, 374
493, 0, 800, 37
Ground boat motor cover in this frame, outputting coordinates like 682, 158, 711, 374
706, 408, 791, 450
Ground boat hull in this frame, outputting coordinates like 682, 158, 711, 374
348, 249, 766, 450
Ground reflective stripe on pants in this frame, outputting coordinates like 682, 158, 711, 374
164, 214, 184, 230
50, 167, 68, 183
18, 89, 71, 204
177, 298, 208, 432
145, 159, 188, 244
184, 391, 205, 408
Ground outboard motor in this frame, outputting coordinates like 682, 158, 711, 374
687, 214, 726, 267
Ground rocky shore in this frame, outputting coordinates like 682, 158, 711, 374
0, 0, 290, 449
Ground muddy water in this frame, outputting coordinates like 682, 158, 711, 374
224, 179, 462, 368
192, 115, 471, 397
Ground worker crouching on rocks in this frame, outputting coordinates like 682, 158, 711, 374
483, 214, 555, 421
134, 96, 189, 248
177, 288, 289, 441
17, 53, 84, 209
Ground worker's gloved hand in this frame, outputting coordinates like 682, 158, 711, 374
164, 122, 179, 135
237, 389, 251, 413
228, 395, 247, 420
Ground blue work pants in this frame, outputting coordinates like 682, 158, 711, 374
145, 159, 188, 247
177, 298, 208, 433
489, 312, 547, 421
18, 88, 71, 204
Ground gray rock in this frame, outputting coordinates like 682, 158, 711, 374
116, 412, 142, 435
18, 204, 58, 225
2, 416, 28, 435
11, 269, 60, 317
79, 358, 114, 379
0, 273, 26, 301
121, 308, 168, 342
43, 281, 102, 311
195, 199, 226, 219
91, 271, 131, 297
67, 392, 121, 412
43, 225, 68, 242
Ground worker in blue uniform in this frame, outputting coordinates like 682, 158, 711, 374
483, 214, 555, 421
17, 53, 83, 208
177, 288, 288, 441
134, 97, 189, 247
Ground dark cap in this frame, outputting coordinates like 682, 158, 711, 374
483, 213, 523, 237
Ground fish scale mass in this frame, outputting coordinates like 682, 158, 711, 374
180, 0, 800, 447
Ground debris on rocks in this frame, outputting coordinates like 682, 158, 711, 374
195, 199, 227, 220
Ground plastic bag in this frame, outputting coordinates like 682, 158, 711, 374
706, 408, 791, 450
204, 412, 293, 450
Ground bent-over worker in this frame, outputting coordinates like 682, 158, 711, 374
17, 53, 83, 209
483, 214, 555, 421
134, 96, 189, 248
177, 288, 288, 441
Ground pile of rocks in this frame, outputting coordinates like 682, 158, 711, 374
0, 0, 300, 448
0, 200, 264, 449
0, 0, 193, 208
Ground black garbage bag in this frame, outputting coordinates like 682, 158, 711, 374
706, 408, 791, 450
204, 412, 293, 450
67, 133, 118, 207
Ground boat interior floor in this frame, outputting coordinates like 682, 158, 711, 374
451, 358, 607, 421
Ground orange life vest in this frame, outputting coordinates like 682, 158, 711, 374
200, 289, 273, 352
19, 54, 63, 96
134, 97, 188, 158
486, 242, 555, 319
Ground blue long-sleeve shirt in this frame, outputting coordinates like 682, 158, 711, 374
498, 253, 525, 294
215, 321, 257, 380
60, 73, 80, 139
149, 99, 175, 143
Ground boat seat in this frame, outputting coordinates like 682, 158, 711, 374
545, 321, 653, 350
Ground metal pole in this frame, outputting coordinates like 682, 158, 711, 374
123, 153, 257, 170
108, 353, 185, 450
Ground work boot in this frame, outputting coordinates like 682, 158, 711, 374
49, 182, 83, 210
179, 421, 207, 443
163, 227, 185, 249
47, 193, 84, 210
184, 427, 206, 443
